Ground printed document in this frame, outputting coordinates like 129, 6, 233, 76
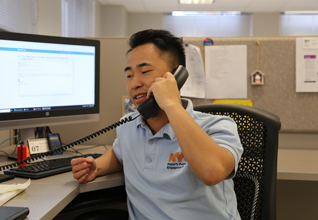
181, 44, 205, 98
296, 37, 318, 92
205, 45, 247, 99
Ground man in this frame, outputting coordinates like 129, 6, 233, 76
71, 29, 243, 220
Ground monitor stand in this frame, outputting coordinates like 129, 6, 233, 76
19, 128, 35, 144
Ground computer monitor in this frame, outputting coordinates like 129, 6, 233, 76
0, 32, 100, 143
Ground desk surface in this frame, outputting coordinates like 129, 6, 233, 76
0, 145, 124, 220
0, 145, 317, 220
277, 148, 318, 181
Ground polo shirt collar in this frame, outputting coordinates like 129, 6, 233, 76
136, 98, 194, 140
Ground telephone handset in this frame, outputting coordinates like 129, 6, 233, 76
137, 65, 189, 120
0, 65, 189, 171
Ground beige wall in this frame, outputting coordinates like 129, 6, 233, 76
94, 0, 102, 37
0, 131, 10, 147
127, 13, 163, 36
253, 13, 280, 37
37, 0, 61, 36
101, 5, 128, 37
36, 3, 281, 38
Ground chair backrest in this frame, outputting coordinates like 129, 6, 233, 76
194, 103, 281, 220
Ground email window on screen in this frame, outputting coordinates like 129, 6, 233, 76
0, 40, 95, 111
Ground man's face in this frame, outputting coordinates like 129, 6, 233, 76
125, 43, 169, 107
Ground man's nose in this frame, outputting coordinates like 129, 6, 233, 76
131, 74, 143, 89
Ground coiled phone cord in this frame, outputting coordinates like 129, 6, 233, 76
0, 115, 140, 171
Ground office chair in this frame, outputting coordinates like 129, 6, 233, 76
194, 103, 281, 220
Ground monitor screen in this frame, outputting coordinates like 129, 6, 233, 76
0, 32, 100, 141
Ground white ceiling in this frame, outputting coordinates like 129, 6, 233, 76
98, 0, 318, 13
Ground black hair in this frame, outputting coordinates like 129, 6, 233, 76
127, 29, 186, 69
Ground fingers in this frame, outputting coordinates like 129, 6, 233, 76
164, 71, 174, 79
71, 157, 95, 184
71, 157, 94, 166
77, 173, 88, 184
73, 168, 90, 183
71, 159, 91, 173
146, 86, 153, 99
71, 158, 84, 166
153, 72, 176, 88
85, 156, 94, 163
147, 72, 179, 104
147, 72, 173, 99
76, 168, 96, 184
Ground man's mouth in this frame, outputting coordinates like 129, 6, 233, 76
134, 93, 147, 104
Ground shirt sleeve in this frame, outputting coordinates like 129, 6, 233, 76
112, 111, 140, 166
205, 116, 243, 179
112, 137, 123, 165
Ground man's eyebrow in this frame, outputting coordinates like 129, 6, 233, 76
124, 66, 131, 72
124, 63, 152, 72
137, 62, 152, 68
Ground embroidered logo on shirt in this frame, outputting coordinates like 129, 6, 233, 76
167, 152, 187, 170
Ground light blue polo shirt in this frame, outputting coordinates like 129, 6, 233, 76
113, 98, 243, 220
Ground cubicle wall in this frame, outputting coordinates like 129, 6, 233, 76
51, 36, 318, 146
183, 36, 318, 134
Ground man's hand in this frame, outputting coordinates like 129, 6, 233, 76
71, 156, 97, 184
147, 71, 181, 111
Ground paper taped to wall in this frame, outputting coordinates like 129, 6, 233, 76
296, 37, 318, 92
205, 45, 247, 99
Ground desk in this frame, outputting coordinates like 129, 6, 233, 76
277, 148, 318, 181
0, 146, 317, 220
0, 145, 124, 220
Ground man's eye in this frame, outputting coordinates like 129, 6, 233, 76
127, 75, 133, 78
142, 70, 151, 74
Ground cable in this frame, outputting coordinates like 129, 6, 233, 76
10, 144, 18, 156
0, 144, 19, 161
46, 126, 52, 134
0, 135, 19, 148
0, 135, 19, 157
65, 147, 81, 155
70, 144, 108, 153
0, 115, 140, 171
0, 150, 10, 156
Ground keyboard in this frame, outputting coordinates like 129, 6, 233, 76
4, 153, 102, 179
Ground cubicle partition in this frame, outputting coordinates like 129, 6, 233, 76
183, 36, 318, 134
